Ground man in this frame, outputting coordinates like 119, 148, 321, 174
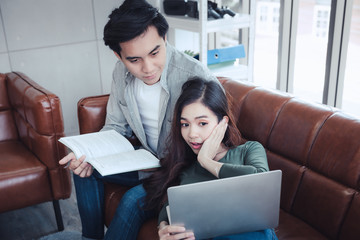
59, 0, 219, 239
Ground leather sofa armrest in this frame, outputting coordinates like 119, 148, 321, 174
5, 72, 71, 199
77, 94, 141, 146
6, 72, 67, 166
77, 94, 109, 134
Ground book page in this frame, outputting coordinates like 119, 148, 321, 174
90, 149, 160, 176
59, 130, 134, 160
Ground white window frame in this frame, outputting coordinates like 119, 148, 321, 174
276, 0, 354, 108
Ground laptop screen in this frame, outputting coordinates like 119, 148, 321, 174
167, 170, 282, 239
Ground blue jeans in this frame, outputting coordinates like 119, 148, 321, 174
212, 228, 278, 240
73, 170, 156, 240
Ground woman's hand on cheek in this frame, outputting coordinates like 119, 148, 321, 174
158, 221, 195, 240
198, 116, 228, 164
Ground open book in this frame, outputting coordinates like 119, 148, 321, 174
59, 130, 160, 176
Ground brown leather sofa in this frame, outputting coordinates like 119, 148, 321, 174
77, 77, 360, 240
0, 72, 71, 231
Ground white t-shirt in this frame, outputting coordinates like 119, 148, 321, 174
134, 78, 162, 153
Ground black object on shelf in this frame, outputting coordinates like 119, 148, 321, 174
163, 0, 198, 18
163, 0, 236, 19
207, 1, 236, 18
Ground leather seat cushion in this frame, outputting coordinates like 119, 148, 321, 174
0, 141, 52, 212
275, 210, 328, 240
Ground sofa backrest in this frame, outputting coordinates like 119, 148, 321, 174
221, 78, 360, 240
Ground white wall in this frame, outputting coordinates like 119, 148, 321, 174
0, 0, 160, 136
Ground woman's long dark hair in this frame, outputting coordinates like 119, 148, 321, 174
143, 77, 243, 212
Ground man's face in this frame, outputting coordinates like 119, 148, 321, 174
117, 25, 167, 85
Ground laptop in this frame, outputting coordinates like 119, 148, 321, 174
167, 170, 282, 239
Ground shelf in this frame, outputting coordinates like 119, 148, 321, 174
163, 0, 255, 81
165, 14, 251, 33
208, 61, 248, 81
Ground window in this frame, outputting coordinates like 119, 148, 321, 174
341, 0, 360, 117
253, 0, 358, 116
173, 0, 359, 117
292, 0, 331, 104
253, 0, 280, 89
314, 5, 330, 38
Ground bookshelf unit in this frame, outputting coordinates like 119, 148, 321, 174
162, 0, 255, 81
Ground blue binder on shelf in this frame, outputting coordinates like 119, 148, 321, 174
207, 45, 245, 65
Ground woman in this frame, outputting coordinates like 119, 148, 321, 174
143, 77, 278, 239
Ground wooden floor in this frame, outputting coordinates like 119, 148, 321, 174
0, 175, 82, 240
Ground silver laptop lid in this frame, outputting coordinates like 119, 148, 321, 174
167, 170, 282, 239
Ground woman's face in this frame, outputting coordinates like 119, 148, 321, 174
180, 101, 219, 154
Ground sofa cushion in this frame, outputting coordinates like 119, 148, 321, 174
291, 169, 354, 239
0, 141, 52, 212
267, 98, 333, 165
339, 192, 360, 240
267, 151, 304, 212
237, 87, 291, 146
308, 112, 360, 190
276, 210, 328, 240
0, 110, 18, 142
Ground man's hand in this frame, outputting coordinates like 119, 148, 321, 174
59, 152, 93, 177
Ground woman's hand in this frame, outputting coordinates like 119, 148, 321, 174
59, 152, 93, 177
158, 221, 195, 240
198, 117, 228, 162
197, 117, 228, 177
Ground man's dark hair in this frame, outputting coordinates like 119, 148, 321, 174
103, 0, 169, 56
